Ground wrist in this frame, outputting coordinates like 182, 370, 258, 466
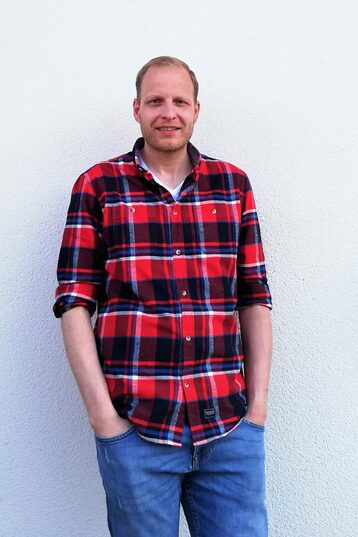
88, 406, 118, 429
244, 408, 267, 426
245, 402, 267, 421
90, 412, 131, 437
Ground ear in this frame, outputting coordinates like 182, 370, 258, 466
133, 98, 141, 123
193, 101, 200, 123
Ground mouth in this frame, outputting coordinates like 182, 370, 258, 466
156, 127, 180, 131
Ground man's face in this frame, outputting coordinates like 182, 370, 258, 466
133, 65, 200, 155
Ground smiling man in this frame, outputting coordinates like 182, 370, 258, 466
53, 56, 273, 537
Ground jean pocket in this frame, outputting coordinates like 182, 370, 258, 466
94, 423, 136, 444
241, 418, 265, 431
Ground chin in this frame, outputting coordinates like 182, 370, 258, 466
155, 139, 189, 153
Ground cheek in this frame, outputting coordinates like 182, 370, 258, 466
142, 112, 158, 125
183, 111, 197, 124
181, 114, 193, 125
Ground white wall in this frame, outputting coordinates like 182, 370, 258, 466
1, 1, 357, 536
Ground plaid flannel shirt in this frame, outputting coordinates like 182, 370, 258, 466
53, 138, 272, 446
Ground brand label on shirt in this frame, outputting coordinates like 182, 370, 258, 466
204, 408, 216, 419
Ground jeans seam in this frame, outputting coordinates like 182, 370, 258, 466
183, 480, 201, 537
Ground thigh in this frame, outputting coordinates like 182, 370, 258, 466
181, 419, 267, 537
95, 425, 183, 537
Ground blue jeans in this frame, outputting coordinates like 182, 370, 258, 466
95, 418, 267, 537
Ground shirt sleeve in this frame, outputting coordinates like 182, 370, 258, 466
236, 175, 272, 310
53, 173, 105, 318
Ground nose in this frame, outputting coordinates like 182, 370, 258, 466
161, 101, 176, 120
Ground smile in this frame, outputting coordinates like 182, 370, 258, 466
156, 127, 180, 131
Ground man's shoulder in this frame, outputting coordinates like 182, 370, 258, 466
200, 153, 247, 176
81, 149, 135, 180
72, 148, 136, 198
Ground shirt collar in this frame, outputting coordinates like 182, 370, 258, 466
132, 137, 202, 183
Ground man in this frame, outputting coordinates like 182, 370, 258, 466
53, 56, 273, 537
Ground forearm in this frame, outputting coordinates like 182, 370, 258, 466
238, 305, 272, 422
60, 306, 117, 428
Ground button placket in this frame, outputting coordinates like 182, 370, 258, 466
172, 203, 180, 216
171, 203, 183, 258
182, 377, 195, 421
170, 202, 195, 381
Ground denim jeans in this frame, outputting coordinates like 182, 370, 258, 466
95, 417, 267, 537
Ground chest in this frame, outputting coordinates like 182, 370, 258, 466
102, 195, 241, 257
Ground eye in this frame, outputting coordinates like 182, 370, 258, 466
148, 98, 161, 105
175, 99, 187, 105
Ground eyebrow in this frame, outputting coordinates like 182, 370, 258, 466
145, 95, 190, 102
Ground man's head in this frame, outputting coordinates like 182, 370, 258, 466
133, 56, 200, 156
135, 56, 199, 103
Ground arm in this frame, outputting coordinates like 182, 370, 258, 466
61, 306, 131, 436
236, 173, 273, 424
239, 305, 272, 425
54, 173, 130, 436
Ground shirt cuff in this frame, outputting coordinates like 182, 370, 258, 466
53, 283, 99, 318
237, 281, 272, 310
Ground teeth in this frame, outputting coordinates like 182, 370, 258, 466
158, 127, 178, 131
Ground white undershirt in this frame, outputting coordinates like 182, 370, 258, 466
138, 153, 185, 202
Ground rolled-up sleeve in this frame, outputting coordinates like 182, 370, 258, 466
53, 173, 105, 318
237, 175, 272, 309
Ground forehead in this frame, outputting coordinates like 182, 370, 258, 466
140, 65, 195, 98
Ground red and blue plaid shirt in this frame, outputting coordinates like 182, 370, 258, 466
53, 138, 272, 446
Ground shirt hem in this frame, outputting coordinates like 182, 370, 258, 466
135, 430, 182, 447
134, 418, 244, 448
191, 418, 244, 446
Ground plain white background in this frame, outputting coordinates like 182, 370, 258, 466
1, 1, 357, 536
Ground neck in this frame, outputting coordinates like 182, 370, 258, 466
140, 144, 193, 189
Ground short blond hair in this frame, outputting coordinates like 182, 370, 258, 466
136, 56, 199, 102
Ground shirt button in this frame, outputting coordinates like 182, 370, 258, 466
181, 290, 187, 296
185, 336, 192, 341
176, 249, 181, 255
130, 207, 135, 213
173, 209, 178, 215
211, 208, 217, 214
184, 382, 190, 388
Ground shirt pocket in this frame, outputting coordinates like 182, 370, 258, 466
191, 202, 240, 256
105, 203, 164, 256
103, 203, 169, 304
